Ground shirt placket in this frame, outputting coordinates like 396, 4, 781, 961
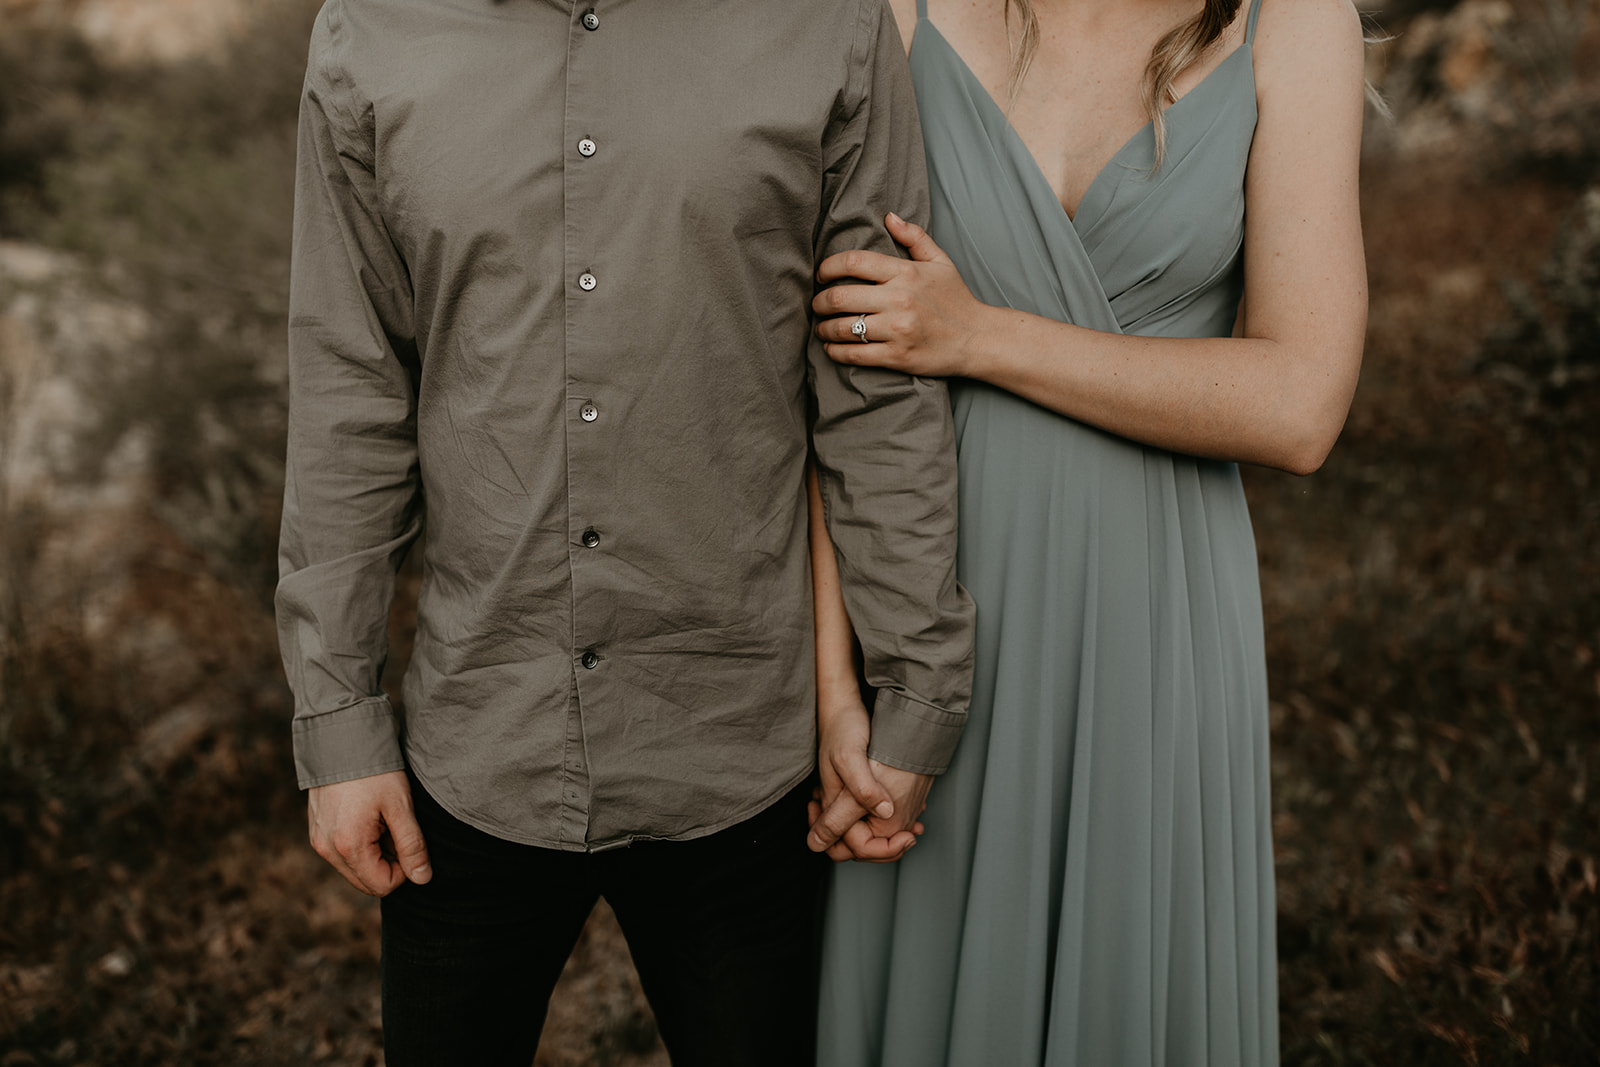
559, 0, 612, 848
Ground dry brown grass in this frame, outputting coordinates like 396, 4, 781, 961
1248, 157, 1599, 1064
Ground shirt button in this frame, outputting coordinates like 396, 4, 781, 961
578, 138, 597, 158
581, 650, 600, 669
582, 528, 601, 548
578, 272, 597, 291
581, 9, 599, 30
580, 403, 598, 422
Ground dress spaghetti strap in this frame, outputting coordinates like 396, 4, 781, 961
1246, 0, 1266, 43
916, 0, 928, 20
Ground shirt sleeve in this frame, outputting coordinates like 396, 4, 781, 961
276, 7, 421, 789
808, 0, 977, 775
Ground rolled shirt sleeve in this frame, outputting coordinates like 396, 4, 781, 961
276, 9, 422, 789
808, 0, 977, 775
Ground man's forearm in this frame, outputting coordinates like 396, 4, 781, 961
804, 0, 974, 771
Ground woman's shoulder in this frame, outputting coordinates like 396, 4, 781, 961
1252, 0, 1364, 66
1250, 0, 1366, 109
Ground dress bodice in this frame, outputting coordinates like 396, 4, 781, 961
907, 5, 1261, 341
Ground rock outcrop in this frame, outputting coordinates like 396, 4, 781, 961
0, 0, 255, 64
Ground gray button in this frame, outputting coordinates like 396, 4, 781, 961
580, 403, 598, 422
581, 650, 600, 669
578, 138, 597, 158
581, 9, 599, 30
578, 272, 597, 291
582, 528, 601, 548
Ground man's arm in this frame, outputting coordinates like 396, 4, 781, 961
277, 8, 429, 894
807, 0, 976, 847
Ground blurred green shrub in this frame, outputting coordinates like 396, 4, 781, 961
9, 1, 323, 583
0, 0, 323, 866
0, 0, 325, 769
1480, 185, 1600, 415
0, 20, 105, 234
1488, 0, 1600, 181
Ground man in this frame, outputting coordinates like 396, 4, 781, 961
277, 0, 974, 1063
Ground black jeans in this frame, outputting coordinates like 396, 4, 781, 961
380, 772, 827, 1067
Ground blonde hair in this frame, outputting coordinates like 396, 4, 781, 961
1002, 0, 1244, 169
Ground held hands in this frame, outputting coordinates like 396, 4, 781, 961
814, 212, 986, 377
809, 694, 933, 863
308, 769, 432, 896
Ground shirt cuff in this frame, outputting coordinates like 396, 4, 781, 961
865, 689, 967, 775
292, 696, 405, 789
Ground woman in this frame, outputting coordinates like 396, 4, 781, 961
805, 0, 1367, 1062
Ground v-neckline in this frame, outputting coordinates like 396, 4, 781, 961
911, 18, 1251, 227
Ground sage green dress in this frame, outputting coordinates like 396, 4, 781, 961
817, 0, 1279, 1063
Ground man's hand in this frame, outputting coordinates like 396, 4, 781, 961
809, 698, 930, 862
308, 770, 432, 896
855, 759, 932, 851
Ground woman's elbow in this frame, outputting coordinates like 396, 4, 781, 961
1279, 441, 1331, 477
1274, 401, 1351, 476
1267, 347, 1361, 475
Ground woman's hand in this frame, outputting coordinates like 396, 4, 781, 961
813, 212, 990, 378
810, 693, 926, 862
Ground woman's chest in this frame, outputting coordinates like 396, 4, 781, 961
928, 2, 1248, 218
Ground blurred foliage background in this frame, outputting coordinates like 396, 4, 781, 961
0, 0, 1595, 1064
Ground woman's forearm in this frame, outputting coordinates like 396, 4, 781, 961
807, 463, 864, 715
964, 306, 1363, 476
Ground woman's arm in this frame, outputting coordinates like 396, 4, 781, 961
814, 0, 1367, 476
807, 463, 930, 861
808, 462, 868, 720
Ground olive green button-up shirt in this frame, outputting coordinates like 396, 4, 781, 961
277, 0, 975, 850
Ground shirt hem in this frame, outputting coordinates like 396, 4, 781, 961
408, 760, 816, 854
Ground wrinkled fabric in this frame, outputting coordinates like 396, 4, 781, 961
278, 0, 974, 851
